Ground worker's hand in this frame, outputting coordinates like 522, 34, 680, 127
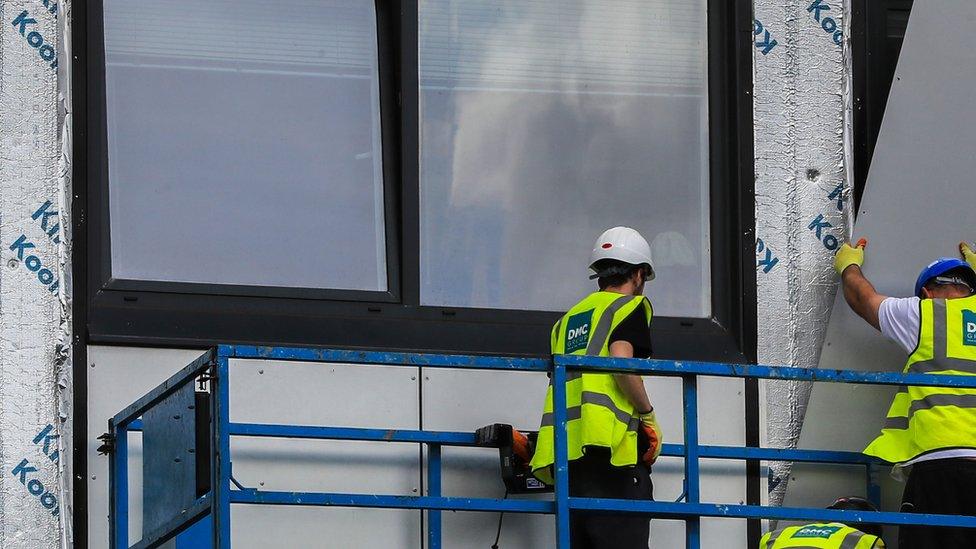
960, 242, 976, 269
511, 428, 532, 462
639, 411, 662, 466
834, 238, 867, 276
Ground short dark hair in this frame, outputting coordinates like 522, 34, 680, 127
827, 496, 883, 539
593, 259, 644, 290
924, 266, 976, 294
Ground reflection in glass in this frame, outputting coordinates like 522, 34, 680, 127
419, 0, 711, 316
104, 0, 388, 291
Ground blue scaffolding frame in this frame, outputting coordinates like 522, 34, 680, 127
107, 344, 976, 548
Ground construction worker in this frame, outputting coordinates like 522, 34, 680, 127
760, 496, 885, 548
530, 226, 663, 549
834, 239, 976, 548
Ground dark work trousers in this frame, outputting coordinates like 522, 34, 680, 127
899, 458, 976, 549
568, 448, 653, 549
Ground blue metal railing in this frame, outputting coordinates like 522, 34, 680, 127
107, 344, 976, 548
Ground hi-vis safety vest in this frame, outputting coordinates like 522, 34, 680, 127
864, 295, 976, 463
760, 523, 884, 549
529, 291, 652, 484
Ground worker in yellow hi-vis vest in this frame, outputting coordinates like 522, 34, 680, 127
530, 227, 663, 549
834, 239, 976, 549
760, 497, 885, 549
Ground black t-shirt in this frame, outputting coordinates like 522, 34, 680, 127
608, 308, 652, 358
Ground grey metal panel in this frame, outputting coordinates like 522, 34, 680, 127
786, 1, 976, 544
142, 382, 198, 534
88, 347, 421, 548
421, 368, 748, 547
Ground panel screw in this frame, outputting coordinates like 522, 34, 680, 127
7, 259, 18, 269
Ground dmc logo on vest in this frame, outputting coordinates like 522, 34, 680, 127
963, 310, 976, 346
792, 525, 841, 539
564, 309, 593, 353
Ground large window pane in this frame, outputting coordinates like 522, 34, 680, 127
104, 0, 388, 291
419, 0, 710, 317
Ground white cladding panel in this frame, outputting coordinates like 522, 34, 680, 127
87, 346, 421, 548
87, 347, 204, 546
228, 357, 421, 548
421, 368, 748, 547
89, 346, 752, 547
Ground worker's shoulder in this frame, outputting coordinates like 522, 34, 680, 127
880, 295, 919, 309
879, 295, 920, 320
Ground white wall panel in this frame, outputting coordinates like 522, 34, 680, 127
420, 369, 553, 548
422, 368, 748, 547
228, 357, 421, 548
87, 347, 204, 546
88, 346, 421, 548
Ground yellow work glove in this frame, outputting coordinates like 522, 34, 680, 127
960, 242, 976, 270
834, 238, 867, 275
638, 410, 662, 466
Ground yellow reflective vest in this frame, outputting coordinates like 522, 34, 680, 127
760, 523, 884, 549
863, 296, 976, 463
529, 291, 652, 484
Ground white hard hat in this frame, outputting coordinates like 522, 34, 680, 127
589, 227, 655, 280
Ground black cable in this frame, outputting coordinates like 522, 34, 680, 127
490, 489, 510, 549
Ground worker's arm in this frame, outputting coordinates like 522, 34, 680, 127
610, 339, 662, 465
835, 239, 887, 331
609, 340, 653, 412
840, 265, 887, 331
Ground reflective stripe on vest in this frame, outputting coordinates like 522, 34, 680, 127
529, 291, 652, 484
539, 391, 642, 429
584, 294, 637, 355
864, 296, 976, 463
760, 523, 882, 549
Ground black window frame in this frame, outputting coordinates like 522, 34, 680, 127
79, 0, 756, 361
851, 0, 913, 211
74, 2, 756, 545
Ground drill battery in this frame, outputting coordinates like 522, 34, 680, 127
474, 423, 552, 494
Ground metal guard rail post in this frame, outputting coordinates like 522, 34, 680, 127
107, 344, 976, 549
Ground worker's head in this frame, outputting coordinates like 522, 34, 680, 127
827, 496, 883, 538
914, 258, 976, 299
589, 227, 654, 295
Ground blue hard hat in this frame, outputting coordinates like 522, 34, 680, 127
914, 257, 976, 297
